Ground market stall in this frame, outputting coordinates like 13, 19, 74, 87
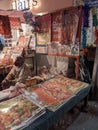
24, 86, 91, 130
0, 75, 91, 130
0, 2, 95, 129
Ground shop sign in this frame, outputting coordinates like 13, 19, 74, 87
11, 0, 38, 10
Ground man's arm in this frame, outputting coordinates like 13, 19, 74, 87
5, 66, 15, 81
17, 64, 32, 83
1, 66, 16, 89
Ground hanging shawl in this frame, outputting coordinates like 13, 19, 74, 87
0, 15, 12, 38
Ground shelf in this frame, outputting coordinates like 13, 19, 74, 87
48, 54, 79, 58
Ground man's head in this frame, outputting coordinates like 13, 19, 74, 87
14, 56, 25, 67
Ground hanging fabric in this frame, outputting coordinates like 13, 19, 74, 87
83, 5, 90, 27
0, 15, 12, 38
9, 17, 21, 30
51, 10, 64, 44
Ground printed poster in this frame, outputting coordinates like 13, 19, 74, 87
36, 14, 51, 45
62, 8, 79, 45
51, 11, 64, 43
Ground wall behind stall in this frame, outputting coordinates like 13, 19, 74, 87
36, 55, 75, 78
31, 0, 73, 15
0, 0, 84, 15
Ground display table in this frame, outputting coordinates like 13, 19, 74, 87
0, 76, 91, 130
24, 85, 91, 130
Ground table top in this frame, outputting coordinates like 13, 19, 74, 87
24, 85, 91, 130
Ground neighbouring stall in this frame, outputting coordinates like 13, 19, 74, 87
0, 10, 36, 82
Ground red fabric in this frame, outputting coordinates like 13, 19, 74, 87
0, 19, 4, 34
36, 14, 51, 45
10, 17, 21, 30
94, 29, 98, 45
0, 15, 12, 38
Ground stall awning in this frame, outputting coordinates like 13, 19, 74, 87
0, 10, 26, 33
0, 9, 25, 23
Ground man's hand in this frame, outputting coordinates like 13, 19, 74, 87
1, 79, 8, 89
2, 79, 8, 84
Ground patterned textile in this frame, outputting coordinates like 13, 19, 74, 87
63, 8, 80, 45
51, 11, 64, 43
36, 14, 51, 45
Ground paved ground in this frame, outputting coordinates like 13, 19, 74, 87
49, 101, 98, 130
67, 101, 98, 130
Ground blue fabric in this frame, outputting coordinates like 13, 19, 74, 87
0, 36, 5, 52
0, 36, 5, 45
24, 85, 91, 130
85, 0, 98, 7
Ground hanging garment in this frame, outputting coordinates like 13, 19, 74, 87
0, 15, 11, 38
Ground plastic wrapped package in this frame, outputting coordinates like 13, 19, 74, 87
0, 95, 45, 130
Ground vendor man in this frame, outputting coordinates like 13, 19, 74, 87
1, 55, 32, 89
